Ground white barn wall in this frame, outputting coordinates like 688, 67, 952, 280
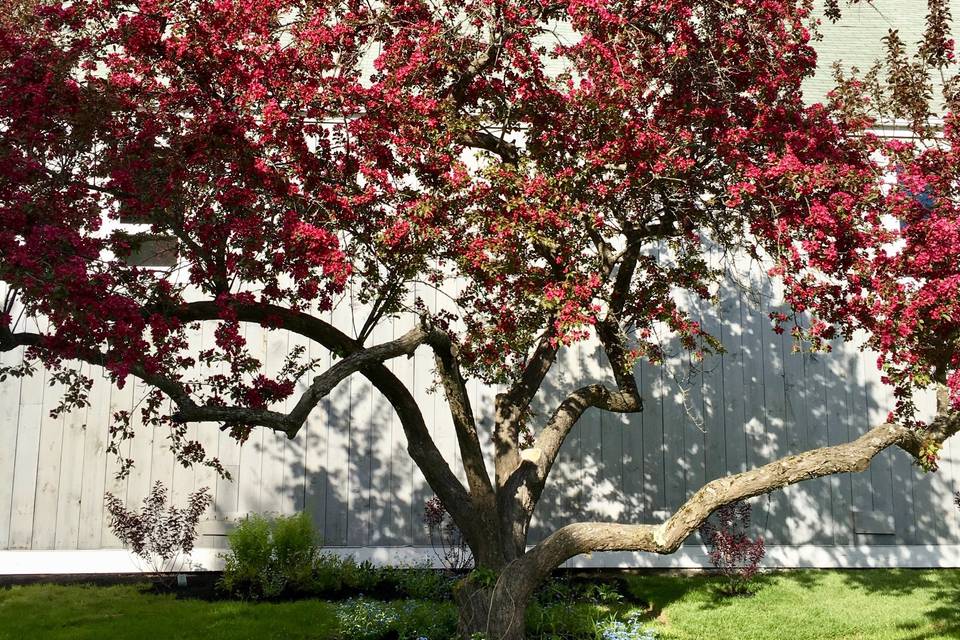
1, 269, 959, 572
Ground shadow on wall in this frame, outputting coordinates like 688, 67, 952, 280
230, 264, 960, 553
2, 271, 958, 554
529, 263, 959, 549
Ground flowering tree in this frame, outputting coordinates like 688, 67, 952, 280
2, 0, 960, 637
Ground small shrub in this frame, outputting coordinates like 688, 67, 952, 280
334, 598, 457, 640
335, 598, 399, 640
594, 612, 657, 640
698, 501, 766, 596
272, 511, 318, 593
105, 481, 211, 577
423, 496, 472, 571
581, 583, 624, 605
354, 559, 386, 592
535, 577, 628, 607
385, 561, 453, 600
527, 602, 645, 639
394, 599, 458, 639
219, 512, 320, 599
535, 576, 576, 606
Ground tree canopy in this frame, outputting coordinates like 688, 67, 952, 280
2, 1, 960, 637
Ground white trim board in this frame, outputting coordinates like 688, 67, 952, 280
3, 545, 960, 575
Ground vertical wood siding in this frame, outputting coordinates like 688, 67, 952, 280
1, 275, 958, 554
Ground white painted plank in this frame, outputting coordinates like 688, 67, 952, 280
7, 332, 47, 549
700, 290, 728, 484
0, 344, 24, 549
53, 363, 89, 549
29, 342, 65, 550
323, 300, 351, 545
782, 337, 824, 544
682, 302, 706, 500
640, 353, 665, 522
848, 337, 877, 542
824, 340, 854, 546
302, 312, 332, 536
758, 277, 789, 544
368, 314, 400, 545
77, 370, 112, 549
100, 381, 135, 548
281, 327, 310, 515
259, 327, 290, 515
122, 379, 157, 521
620, 356, 645, 524
345, 307, 373, 547
236, 322, 265, 517
719, 276, 747, 478
193, 321, 222, 527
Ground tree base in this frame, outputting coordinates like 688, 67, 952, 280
454, 579, 529, 640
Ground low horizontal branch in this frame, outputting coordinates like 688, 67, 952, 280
519, 412, 960, 583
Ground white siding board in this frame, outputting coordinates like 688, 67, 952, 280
719, 280, 748, 478
368, 316, 400, 545
302, 316, 332, 538
282, 328, 310, 515
621, 359, 645, 524
700, 293, 728, 485
54, 366, 89, 549
823, 344, 854, 545
0, 345, 24, 549
258, 327, 289, 515
8, 346, 47, 550
323, 300, 352, 545
76, 372, 111, 549
849, 339, 878, 542
236, 323, 265, 517
123, 380, 157, 523
641, 352, 665, 522
100, 381, 135, 548
759, 280, 789, 543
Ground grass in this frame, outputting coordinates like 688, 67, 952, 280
0, 583, 341, 640
0, 570, 957, 639
629, 570, 960, 640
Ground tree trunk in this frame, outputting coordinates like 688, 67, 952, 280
454, 573, 535, 640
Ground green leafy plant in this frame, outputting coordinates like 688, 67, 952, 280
384, 561, 453, 600
335, 598, 399, 640
218, 512, 320, 599
582, 583, 624, 605
334, 598, 456, 640
594, 612, 657, 640
468, 566, 499, 589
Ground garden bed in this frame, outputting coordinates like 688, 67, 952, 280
1, 569, 958, 639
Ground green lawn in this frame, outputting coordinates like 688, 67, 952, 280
0, 583, 341, 640
628, 570, 960, 640
0, 570, 957, 639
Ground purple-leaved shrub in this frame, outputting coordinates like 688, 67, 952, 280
698, 500, 766, 596
105, 481, 212, 575
423, 496, 472, 571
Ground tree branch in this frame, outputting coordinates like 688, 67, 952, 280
494, 332, 559, 490
426, 331, 496, 506
505, 246, 645, 517
0, 327, 300, 434
515, 411, 960, 585
2, 302, 483, 552
458, 129, 520, 164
